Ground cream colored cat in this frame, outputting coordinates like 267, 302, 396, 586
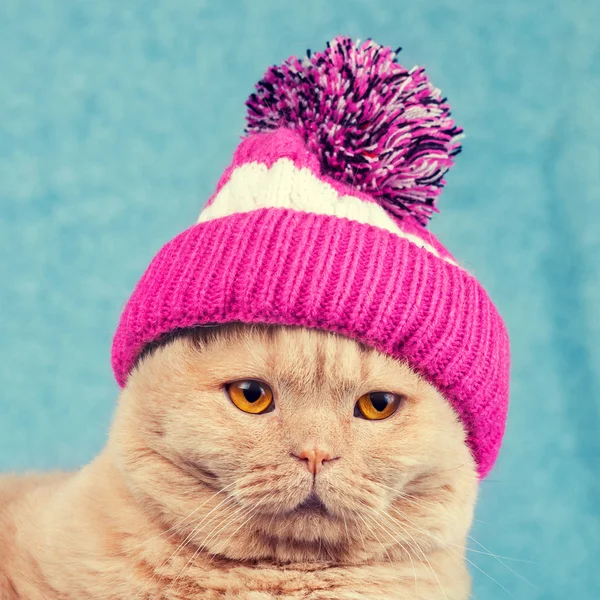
0, 324, 477, 599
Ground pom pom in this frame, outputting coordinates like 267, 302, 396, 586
246, 37, 463, 226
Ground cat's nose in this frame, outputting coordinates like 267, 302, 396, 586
293, 448, 336, 475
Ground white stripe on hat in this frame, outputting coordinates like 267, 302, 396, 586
198, 158, 457, 266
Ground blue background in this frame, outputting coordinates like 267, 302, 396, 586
1, 1, 598, 598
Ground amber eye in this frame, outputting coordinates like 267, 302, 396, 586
226, 380, 274, 414
355, 392, 403, 420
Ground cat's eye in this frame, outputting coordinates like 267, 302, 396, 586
226, 380, 274, 414
355, 392, 403, 420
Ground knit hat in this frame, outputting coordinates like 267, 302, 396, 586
112, 37, 510, 479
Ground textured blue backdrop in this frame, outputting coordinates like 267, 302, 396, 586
1, 1, 598, 598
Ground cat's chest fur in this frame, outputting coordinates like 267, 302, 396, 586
137, 557, 467, 600
1, 558, 462, 600
1, 530, 467, 600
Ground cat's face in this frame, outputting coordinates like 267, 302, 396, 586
110, 324, 477, 564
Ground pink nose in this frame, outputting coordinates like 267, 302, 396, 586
294, 448, 335, 475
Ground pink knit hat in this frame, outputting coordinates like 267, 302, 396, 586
112, 37, 509, 478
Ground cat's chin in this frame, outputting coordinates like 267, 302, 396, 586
251, 519, 356, 564
289, 505, 330, 521
257, 500, 335, 526
254, 506, 348, 550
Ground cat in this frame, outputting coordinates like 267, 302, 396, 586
0, 324, 477, 599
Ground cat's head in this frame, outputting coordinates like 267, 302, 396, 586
110, 324, 477, 564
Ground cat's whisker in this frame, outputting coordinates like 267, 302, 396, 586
386, 505, 519, 599
462, 554, 517, 599
358, 509, 418, 595
317, 523, 323, 561
467, 547, 534, 563
164, 534, 211, 599
170, 492, 240, 557
378, 507, 447, 600
109, 478, 239, 559
202, 490, 280, 559
347, 512, 370, 562
390, 492, 536, 567
358, 502, 441, 599
394, 488, 507, 537
376, 479, 454, 505
129, 493, 237, 600
367, 508, 419, 592
340, 508, 351, 548
202, 506, 253, 547
353, 511, 394, 565
151, 495, 240, 582
261, 501, 281, 538
132, 493, 242, 600
466, 534, 538, 588
390, 503, 468, 553
375, 483, 532, 567
200, 495, 281, 571
164, 500, 252, 597
374, 481, 460, 516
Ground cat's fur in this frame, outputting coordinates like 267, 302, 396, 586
0, 324, 477, 599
